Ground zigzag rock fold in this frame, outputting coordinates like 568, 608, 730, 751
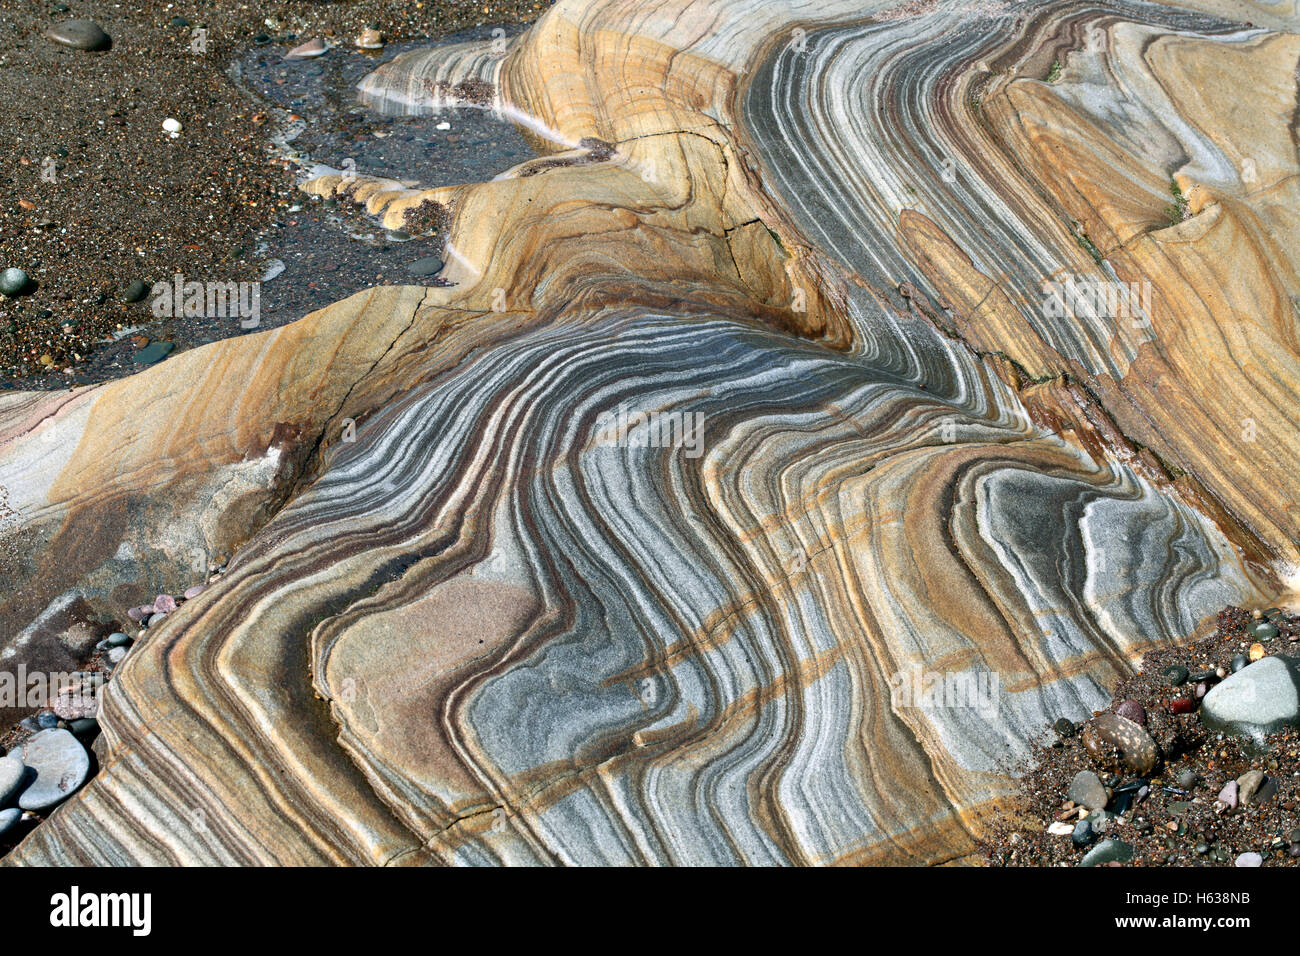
0, 0, 1295, 864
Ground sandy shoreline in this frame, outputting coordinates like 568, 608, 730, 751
0, 0, 550, 390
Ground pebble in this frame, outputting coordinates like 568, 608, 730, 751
106, 632, 131, 647
1163, 665, 1189, 687
162, 118, 183, 138
406, 256, 445, 277
1176, 769, 1200, 790
1114, 699, 1146, 725
1251, 621, 1279, 641
1079, 838, 1134, 867
1169, 696, 1194, 715
0, 807, 19, 838
52, 679, 99, 720
146, 612, 167, 627
35, 711, 58, 729
1201, 655, 1300, 736
1217, 780, 1238, 810
384, 230, 413, 243
1249, 642, 1266, 662
1234, 852, 1263, 868
68, 717, 98, 742
1047, 821, 1074, 836
0, 267, 29, 297
1237, 770, 1265, 805
127, 605, 148, 623
17, 729, 90, 811
183, 583, 206, 600
1071, 818, 1096, 846
1053, 717, 1076, 738
0, 754, 27, 805
1067, 769, 1109, 811
1081, 713, 1159, 775
123, 279, 149, 303
153, 594, 177, 614
133, 341, 174, 365
44, 19, 111, 52
1231, 653, 1249, 673
286, 38, 327, 59
356, 29, 384, 49
107, 646, 126, 664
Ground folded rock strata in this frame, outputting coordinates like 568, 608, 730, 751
0, 0, 1294, 865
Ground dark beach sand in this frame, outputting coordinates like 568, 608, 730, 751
983, 606, 1300, 867
0, 0, 551, 389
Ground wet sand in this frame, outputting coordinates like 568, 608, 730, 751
0, 0, 550, 390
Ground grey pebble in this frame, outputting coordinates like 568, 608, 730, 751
406, 256, 444, 277
1202, 656, 1300, 736
0, 267, 29, 297
0, 754, 26, 805
1079, 838, 1134, 867
0, 807, 20, 838
17, 729, 90, 811
1067, 769, 1108, 811
45, 19, 111, 52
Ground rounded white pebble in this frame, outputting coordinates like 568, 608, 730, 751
162, 118, 183, 136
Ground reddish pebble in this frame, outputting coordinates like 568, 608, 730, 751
126, 606, 146, 623
1114, 699, 1145, 726
1170, 696, 1194, 715
153, 594, 177, 614
182, 584, 206, 600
